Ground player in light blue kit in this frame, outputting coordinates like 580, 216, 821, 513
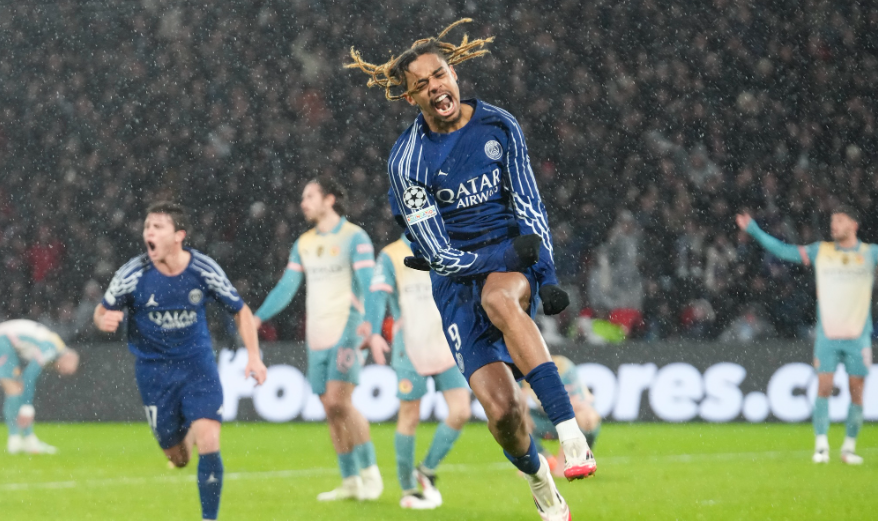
348, 19, 594, 521
253, 178, 384, 502
94, 202, 267, 521
737, 207, 877, 464
1, 319, 80, 454
365, 234, 472, 509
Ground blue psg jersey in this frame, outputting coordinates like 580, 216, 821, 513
387, 99, 558, 285
101, 248, 244, 361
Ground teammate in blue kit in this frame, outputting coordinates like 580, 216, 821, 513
348, 19, 595, 521
93, 201, 267, 521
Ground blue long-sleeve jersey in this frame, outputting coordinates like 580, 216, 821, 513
387, 99, 559, 285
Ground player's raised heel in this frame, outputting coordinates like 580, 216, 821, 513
400, 491, 438, 510
527, 455, 572, 521
316, 476, 364, 501
840, 450, 863, 465
415, 463, 443, 506
561, 437, 596, 480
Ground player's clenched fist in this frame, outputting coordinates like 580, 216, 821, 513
95, 307, 125, 332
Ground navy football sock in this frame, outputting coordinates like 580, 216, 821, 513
198, 452, 223, 520
504, 435, 542, 475
525, 362, 575, 425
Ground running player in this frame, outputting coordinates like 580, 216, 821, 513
347, 19, 595, 520
736, 207, 876, 464
253, 177, 383, 501
94, 201, 267, 521
364, 234, 471, 509
1, 319, 79, 454
523, 355, 601, 478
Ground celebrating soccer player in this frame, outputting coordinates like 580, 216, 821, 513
253, 177, 384, 502
93, 201, 267, 521
347, 19, 595, 520
736, 206, 876, 464
1, 319, 79, 455
364, 234, 472, 509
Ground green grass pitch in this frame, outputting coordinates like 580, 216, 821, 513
1, 422, 876, 520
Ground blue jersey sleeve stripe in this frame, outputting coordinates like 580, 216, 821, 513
191, 256, 241, 303
192, 251, 231, 279
484, 104, 555, 258
388, 122, 484, 276
104, 255, 147, 305
191, 257, 232, 284
390, 124, 445, 257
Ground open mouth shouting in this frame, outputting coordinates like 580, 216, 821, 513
146, 241, 157, 254
432, 93, 456, 118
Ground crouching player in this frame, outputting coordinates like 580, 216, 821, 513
93, 201, 267, 521
523, 355, 601, 477
365, 234, 472, 509
1, 319, 79, 454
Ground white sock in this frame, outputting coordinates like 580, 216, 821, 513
556, 418, 586, 444
841, 437, 856, 453
524, 454, 549, 486
815, 435, 829, 451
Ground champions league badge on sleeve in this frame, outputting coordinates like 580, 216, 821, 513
403, 186, 428, 210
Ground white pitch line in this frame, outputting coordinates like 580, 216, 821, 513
2, 448, 876, 492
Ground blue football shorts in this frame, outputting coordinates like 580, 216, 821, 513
135, 351, 223, 449
429, 265, 540, 383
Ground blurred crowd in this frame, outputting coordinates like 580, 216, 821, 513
1, 0, 876, 344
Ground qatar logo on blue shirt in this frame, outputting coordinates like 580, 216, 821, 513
484, 140, 502, 160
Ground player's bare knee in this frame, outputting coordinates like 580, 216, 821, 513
321, 396, 348, 420
166, 447, 190, 468
481, 288, 518, 329
446, 407, 471, 430
487, 397, 524, 435
445, 397, 472, 429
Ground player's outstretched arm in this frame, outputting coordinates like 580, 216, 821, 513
254, 267, 304, 324
234, 304, 267, 385
736, 212, 811, 264
93, 304, 124, 333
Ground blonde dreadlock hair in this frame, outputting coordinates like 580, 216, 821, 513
345, 18, 494, 101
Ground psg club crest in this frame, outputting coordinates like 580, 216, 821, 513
403, 186, 428, 210
188, 289, 203, 305
484, 140, 502, 160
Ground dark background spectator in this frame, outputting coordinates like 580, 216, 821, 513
0, 0, 876, 343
